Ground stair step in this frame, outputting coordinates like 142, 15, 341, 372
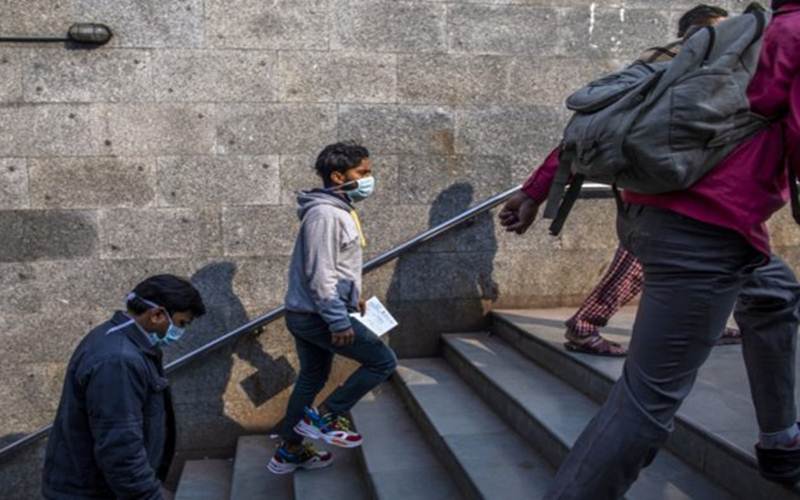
443, 332, 735, 500
293, 445, 370, 500
394, 358, 555, 500
175, 459, 232, 500
492, 309, 800, 500
351, 384, 463, 500
230, 435, 292, 500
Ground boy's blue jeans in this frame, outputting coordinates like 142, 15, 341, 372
279, 311, 397, 444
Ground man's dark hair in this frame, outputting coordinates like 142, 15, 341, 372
677, 4, 729, 38
314, 141, 370, 187
127, 274, 206, 317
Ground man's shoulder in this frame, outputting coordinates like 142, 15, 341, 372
71, 319, 118, 361
75, 322, 148, 375
302, 203, 352, 226
305, 201, 350, 216
79, 350, 150, 388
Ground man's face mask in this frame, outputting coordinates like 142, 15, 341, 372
343, 176, 375, 202
127, 293, 186, 347
147, 315, 185, 348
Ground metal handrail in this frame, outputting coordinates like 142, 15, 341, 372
0, 183, 614, 461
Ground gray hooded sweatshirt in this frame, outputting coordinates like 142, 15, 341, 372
284, 190, 364, 333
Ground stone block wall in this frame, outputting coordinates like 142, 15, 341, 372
2, 0, 794, 496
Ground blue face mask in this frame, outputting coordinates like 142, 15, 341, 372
127, 293, 186, 348
147, 318, 185, 348
344, 176, 375, 202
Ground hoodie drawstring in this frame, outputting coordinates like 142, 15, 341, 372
349, 210, 367, 248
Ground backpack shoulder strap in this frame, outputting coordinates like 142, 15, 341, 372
702, 25, 716, 63
638, 44, 679, 64
547, 174, 585, 236
742, 6, 768, 47
790, 167, 800, 225
542, 146, 588, 236
542, 147, 573, 221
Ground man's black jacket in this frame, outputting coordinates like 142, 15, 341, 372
43, 311, 176, 499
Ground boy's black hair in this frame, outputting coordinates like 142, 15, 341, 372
127, 274, 206, 317
677, 4, 729, 37
314, 141, 370, 187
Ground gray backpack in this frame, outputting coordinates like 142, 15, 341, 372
543, 7, 771, 235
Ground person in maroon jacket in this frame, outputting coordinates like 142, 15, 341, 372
502, 4, 735, 357
504, 2, 800, 497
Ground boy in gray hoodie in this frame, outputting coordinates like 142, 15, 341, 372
269, 142, 398, 474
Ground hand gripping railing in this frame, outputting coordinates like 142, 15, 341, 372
0, 183, 613, 462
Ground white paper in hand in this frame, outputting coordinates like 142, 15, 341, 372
350, 297, 398, 337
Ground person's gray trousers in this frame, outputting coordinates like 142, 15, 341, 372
545, 205, 800, 500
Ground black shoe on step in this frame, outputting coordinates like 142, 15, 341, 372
756, 437, 800, 484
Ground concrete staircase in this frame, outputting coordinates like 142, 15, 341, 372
175, 308, 800, 499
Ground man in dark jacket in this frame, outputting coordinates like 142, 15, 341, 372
43, 274, 206, 500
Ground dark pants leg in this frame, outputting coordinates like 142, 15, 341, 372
279, 320, 334, 444
321, 324, 398, 415
279, 312, 397, 443
546, 206, 766, 500
736, 255, 800, 434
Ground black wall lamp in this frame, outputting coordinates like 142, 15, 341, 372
0, 23, 112, 45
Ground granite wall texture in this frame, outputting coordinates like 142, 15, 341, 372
1, 0, 793, 496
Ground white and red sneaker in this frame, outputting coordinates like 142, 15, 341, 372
293, 407, 363, 448
267, 441, 333, 475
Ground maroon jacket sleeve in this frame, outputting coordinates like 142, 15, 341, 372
521, 147, 561, 204
788, 76, 800, 176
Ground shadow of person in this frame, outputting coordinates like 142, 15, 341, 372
164, 262, 295, 482
384, 182, 499, 358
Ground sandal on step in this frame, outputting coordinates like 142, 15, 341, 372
564, 335, 628, 357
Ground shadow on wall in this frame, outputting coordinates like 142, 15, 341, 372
385, 182, 499, 358
166, 262, 295, 457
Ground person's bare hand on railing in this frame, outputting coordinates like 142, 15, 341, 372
332, 328, 356, 347
498, 191, 540, 235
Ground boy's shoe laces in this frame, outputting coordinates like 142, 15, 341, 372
323, 413, 354, 432
298, 442, 321, 460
